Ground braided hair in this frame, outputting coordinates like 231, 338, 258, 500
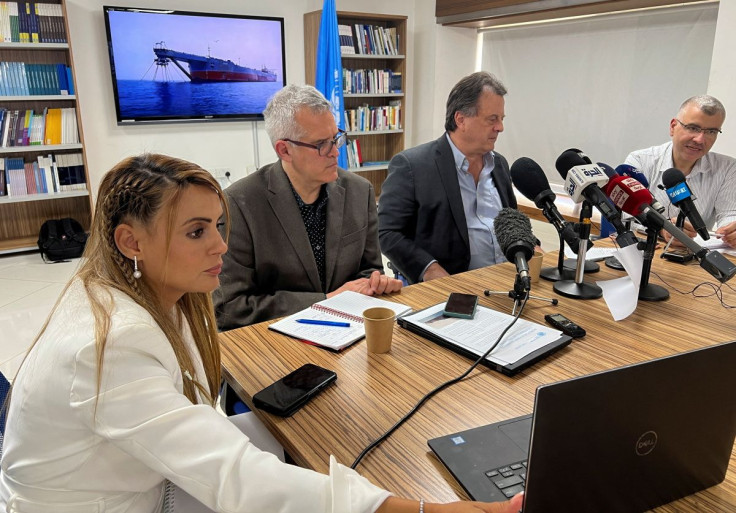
78, 154, 228, 405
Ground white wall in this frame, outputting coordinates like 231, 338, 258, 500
707, 1, 736, 156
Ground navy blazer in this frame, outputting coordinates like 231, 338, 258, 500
378, 134, 516, 284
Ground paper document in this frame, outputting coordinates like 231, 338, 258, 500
399, 303, 563, 366
596, 244, 644, 321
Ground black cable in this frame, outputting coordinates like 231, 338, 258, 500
650, 269, 735, 309
350, 293, 530, 469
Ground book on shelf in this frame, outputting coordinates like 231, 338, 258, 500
338, 24, 355, 55
0, 107, 79, 147
1, 151, 85, 198
0, 61, 74, 96
352, 23, 399, 56
268, 290, 412, 351
0, 2, 65, 43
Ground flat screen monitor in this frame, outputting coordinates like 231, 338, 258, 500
103, 6, 286, 124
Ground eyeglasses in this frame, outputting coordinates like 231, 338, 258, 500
283, 129, 347, 157
675, 119, 722, 138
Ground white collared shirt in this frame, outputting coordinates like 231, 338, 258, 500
625, 141, 736, 228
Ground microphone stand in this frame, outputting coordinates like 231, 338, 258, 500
563, 201, 599, 274
638, 227, 669, 301
553, 201, 603, 299
540, 231, 575, 282
484, 273, 558, 316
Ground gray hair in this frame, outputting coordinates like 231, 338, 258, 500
445, 72, 507, 132
679, 95, 726, 119
263, 84, 333, 146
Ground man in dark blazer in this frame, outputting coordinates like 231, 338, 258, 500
214, 85, 402, 331
378, 72, 516, 284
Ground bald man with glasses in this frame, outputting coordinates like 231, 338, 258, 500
215, 85, 401, 331
625, 95, 736, 247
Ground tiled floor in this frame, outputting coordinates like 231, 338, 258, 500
0, 220, 559, 382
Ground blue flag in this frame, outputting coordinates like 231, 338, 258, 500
314, 0, 348, 169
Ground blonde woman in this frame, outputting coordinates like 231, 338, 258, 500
0, 154, 522, 513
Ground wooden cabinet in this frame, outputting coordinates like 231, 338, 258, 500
0, 0, 91, 254
304, 10, 407, 196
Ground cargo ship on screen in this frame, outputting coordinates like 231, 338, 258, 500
153, 43, 277, 82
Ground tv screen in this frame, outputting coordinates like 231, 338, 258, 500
103, 6, 286, 124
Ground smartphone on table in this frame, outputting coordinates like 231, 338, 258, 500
252, 363, 337, 417
443, 293, 479, 319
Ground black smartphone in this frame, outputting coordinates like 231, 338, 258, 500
661, 248, 694, 263
252, 363, 337, 417
443, 292, 478, 319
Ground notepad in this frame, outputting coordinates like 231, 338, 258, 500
268, 291, 412, 350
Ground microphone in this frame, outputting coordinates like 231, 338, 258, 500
662, 168, 709, 240
555, 150, 638, 247
606, 176, 736, 283
616, 164, 665, 214
510, 157, 581, 254
494, 207, 537, 292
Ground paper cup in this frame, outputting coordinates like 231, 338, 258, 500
529, 251, 544, 283
363, 307, 396, 353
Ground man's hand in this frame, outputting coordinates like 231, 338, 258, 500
367, 270, 403, 295
376, 494, 524, 513
661, 217, 696, 248
423, 262, 450, 282
715, 220, 736, 248
326, 271, 403, 298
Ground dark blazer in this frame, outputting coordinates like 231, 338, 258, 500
378, 134, 516, 284
214, 161, 383, 331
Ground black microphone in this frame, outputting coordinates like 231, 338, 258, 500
555, 150, 638, 248
510, 157, 581, 254
662, 168, 710, 240
494, 207, 537, 292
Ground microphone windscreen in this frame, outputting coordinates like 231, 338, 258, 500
606, 176, 655, 216
616, 164, 650, 188
555, 149, 588, 179
510, 157, 552, 201
662, 167, 686, 189
597, 162, 617, 179
494, 207, 536, 261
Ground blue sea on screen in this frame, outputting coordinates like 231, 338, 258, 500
116, 80, 282, 118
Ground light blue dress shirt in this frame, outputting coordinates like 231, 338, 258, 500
446, 134, 506, 268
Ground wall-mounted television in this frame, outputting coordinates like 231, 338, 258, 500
103, 6, 286, 124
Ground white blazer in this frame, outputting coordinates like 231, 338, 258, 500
0, 280, 390, 513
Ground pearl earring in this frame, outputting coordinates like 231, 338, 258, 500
133, 256, 142, 279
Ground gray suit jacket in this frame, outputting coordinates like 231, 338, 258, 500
214, 161, 383, 331
378, 134, 515, 284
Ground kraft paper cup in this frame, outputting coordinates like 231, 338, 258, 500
529, 251, 544, 283
363, 307, 396, 353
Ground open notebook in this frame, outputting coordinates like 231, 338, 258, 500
268, 291, 412, 350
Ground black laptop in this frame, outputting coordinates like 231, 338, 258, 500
428, 341, 736, 512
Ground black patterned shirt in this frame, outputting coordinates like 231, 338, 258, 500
290, 183, 329, 291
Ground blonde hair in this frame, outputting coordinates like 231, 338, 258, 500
16, 154, 228, 408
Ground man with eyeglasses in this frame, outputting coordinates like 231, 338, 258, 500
624, 95, 736, 247
214, 84, 402, 331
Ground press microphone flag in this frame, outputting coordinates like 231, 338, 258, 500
662, 168, 709, 240
606, 175, 736, 283
494, 207, 537, 292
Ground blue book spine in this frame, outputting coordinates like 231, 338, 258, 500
65, 66, 74, 95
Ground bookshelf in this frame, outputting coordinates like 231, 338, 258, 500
304, 10, 407, 196
0, 0, 91, 254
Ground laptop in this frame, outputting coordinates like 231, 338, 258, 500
428, 340, 736, 512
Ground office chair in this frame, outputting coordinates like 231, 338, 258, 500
1, 370, 9, 456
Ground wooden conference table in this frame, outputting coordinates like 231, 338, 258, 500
219, 249, 736, 512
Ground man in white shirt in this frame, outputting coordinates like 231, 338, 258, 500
625, 95, 736, 247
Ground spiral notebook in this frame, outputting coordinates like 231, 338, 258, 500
268, 291, 412, 350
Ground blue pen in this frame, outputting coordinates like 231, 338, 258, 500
296, 319, 351, 327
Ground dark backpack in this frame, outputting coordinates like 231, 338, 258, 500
37, 218, 88, 263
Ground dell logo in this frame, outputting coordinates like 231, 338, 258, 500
635, 431, 658, 456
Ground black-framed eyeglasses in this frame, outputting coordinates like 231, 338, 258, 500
675, 119, 722, 137
283, 129, 347, 157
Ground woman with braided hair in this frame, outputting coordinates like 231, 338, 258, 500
0, 154, 522, 513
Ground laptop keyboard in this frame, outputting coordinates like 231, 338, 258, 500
484, 460, 527, 498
